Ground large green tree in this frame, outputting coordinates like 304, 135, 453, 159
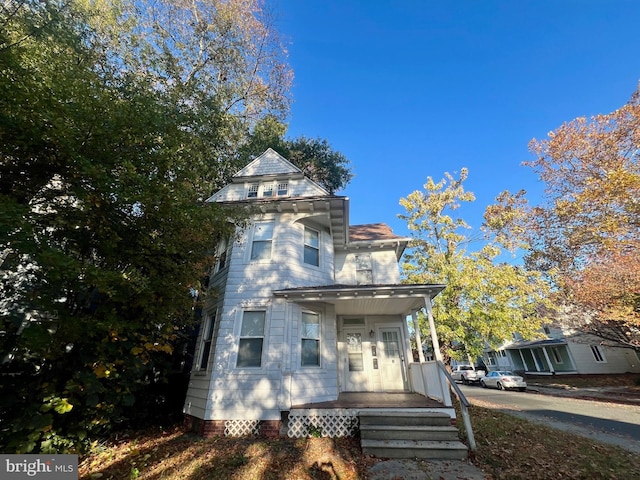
0, 0, 288, 453
399, 170, 552, 361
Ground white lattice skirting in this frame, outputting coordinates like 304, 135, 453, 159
224, 419, 262, 437
287, 409, 359, 438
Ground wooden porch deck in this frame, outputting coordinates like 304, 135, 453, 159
291, 392, 445, 409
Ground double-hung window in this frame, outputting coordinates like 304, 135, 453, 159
251, 221, 274, 260
247, 183, 259, 198
301, 311, 320, 366
199, 310, 217, 370
214, 236, 231, 274
304, 227, 319, 266
355, 254, 373, 284
277, 182, 288, 196
263, 182, 274, 197
237, 311, 265, 368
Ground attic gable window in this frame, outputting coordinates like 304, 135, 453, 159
245, 181, 288, 198
277, 182, 288, 196
247, 183, 259, 198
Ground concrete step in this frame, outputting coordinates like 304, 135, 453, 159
360, 424, 460, 442
361, 439, 468, 460
359, 411, 452, 427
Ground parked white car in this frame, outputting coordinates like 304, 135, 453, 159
480, 371, 527, 391
450, 365, 486, 384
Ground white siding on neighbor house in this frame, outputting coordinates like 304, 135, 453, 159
334, 249, 401, 285
567, 339, 640, 374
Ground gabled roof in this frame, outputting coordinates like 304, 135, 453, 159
233, 148, 302, 178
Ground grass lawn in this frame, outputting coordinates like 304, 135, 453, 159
79, 374, 640, 479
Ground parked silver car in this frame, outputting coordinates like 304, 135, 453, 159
480, 371, 527, 391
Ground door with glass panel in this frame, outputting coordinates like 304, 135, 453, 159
379, 327, 408, 391
342, 328, 370, 391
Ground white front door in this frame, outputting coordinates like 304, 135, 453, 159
342, 329, 370, 391
379, 327, 408, 391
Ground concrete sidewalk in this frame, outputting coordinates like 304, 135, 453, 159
367, 458, 487, 480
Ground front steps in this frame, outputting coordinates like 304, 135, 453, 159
359, 410, 468, 460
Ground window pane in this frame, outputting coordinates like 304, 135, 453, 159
247, 184, 259, 198
263, 183, 274, 196
254, 222, 274, 240
302, 312, 319, 339
241, 311, 265, 336
304, 228, 319, 247
304, 245, 319, 266
237, 338, 263, 367
301, 339, 320, 366
251, 240, 272, 260
277, 183, 288, 196
200, 341, 212, 369
348, 353, 364, 371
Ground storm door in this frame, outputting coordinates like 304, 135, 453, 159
379, 327, 408, 391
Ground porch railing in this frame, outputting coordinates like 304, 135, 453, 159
408, 360, 477, 452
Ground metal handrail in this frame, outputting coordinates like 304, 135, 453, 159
436, 361, 477, 451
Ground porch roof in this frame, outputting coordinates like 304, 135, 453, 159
506, 338, 568, 350
273, 283, 445, 316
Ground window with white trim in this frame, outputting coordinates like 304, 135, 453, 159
199, 310, 217, 370
245, 181, 289, 198
251, 221, 274, 260
590, 345, 606, 363
551, 347, 563, 363
301, 311, 320, 366
304, 227, 320, 266
237, 311, 265, 368
213, 236, 231, 274
277, 182, 288, 196
247, 183, 259, 198
355, 254, 373, 285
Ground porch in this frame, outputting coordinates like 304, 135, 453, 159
286, 391, 468, 460
292, 391, 445, 409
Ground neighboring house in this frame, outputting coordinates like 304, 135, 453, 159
484, 325, 640, 375
182, 149, 449, 438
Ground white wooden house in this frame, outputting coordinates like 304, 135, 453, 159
484, 325, 640, 375
182, 149, 455, 441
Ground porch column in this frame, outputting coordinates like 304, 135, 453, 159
412, 310, 426, 363
423, 295, 443, 362
541, 347, 555, 373
518, 349, 528, 372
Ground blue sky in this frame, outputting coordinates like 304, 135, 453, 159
274, 0, 640, 248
